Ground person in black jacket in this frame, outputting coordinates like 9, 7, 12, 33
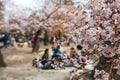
0, 33, 11, 48
41, 48, 54, 69
42, 48, 49, 65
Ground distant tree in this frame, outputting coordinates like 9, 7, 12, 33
32, 29, 43, 53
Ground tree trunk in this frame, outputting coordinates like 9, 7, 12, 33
0, 1, 4, 22
0, 49, 6, 67
58, 30, 62, 40
44, 30, 49, 46
32, 29, 42, 53
91, 55, 113, 77
95, 55, 111, 70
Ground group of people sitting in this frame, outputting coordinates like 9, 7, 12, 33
32, 45, 94, 70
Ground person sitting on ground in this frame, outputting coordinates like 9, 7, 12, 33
51, 56, 64, 70
70, 47, 77, 58
32, 57, 38, 68
52, 45, 62, 59
77, 45, 83, 56
70, 53, 79, 67
41, 48, 54, 69
51, 46, 56, 57
62, 51, 71, 66
38, 59, 44, 69
41, 48, 49, 66
78, 55, 87, 69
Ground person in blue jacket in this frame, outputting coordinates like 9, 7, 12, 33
52, 45, 62, 59
0, 33, 11, 48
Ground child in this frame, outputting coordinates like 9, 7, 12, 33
51, 56, 64, 70
70, 54, 80, 67
32, 57, 38, 68
78, 55, 87, 68
62, 51, 70, 66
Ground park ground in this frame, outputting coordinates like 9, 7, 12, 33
0, 43, 93, 80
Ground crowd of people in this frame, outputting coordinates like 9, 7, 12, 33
0, 32, 29, 48
0, 33, 14, 48
32, 44, 94, 70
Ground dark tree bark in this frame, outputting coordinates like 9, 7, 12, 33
91, 55, 113, 77
95, 55, 112, 70
43, 30, 49, 46
0, 1, 4, 22
32, 29, 42, 53
58, 30, 62, 40
0, 49, 6, 67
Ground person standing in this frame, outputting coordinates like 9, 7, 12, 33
30, 34, 35, 47
2, 33, 10, 48
51, 36, 56, 45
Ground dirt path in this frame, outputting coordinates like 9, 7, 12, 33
0, 44, 75, 80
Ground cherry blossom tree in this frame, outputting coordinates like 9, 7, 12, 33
84, 0, 120, 79
0, 1, 120, 75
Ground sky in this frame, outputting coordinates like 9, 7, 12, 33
5, 0, 45, 14
4, 0, 45, 22
10, 0, 44, 10
9, 0, 89, 7
3, 0, 90, 22
5, 0, 89, 11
